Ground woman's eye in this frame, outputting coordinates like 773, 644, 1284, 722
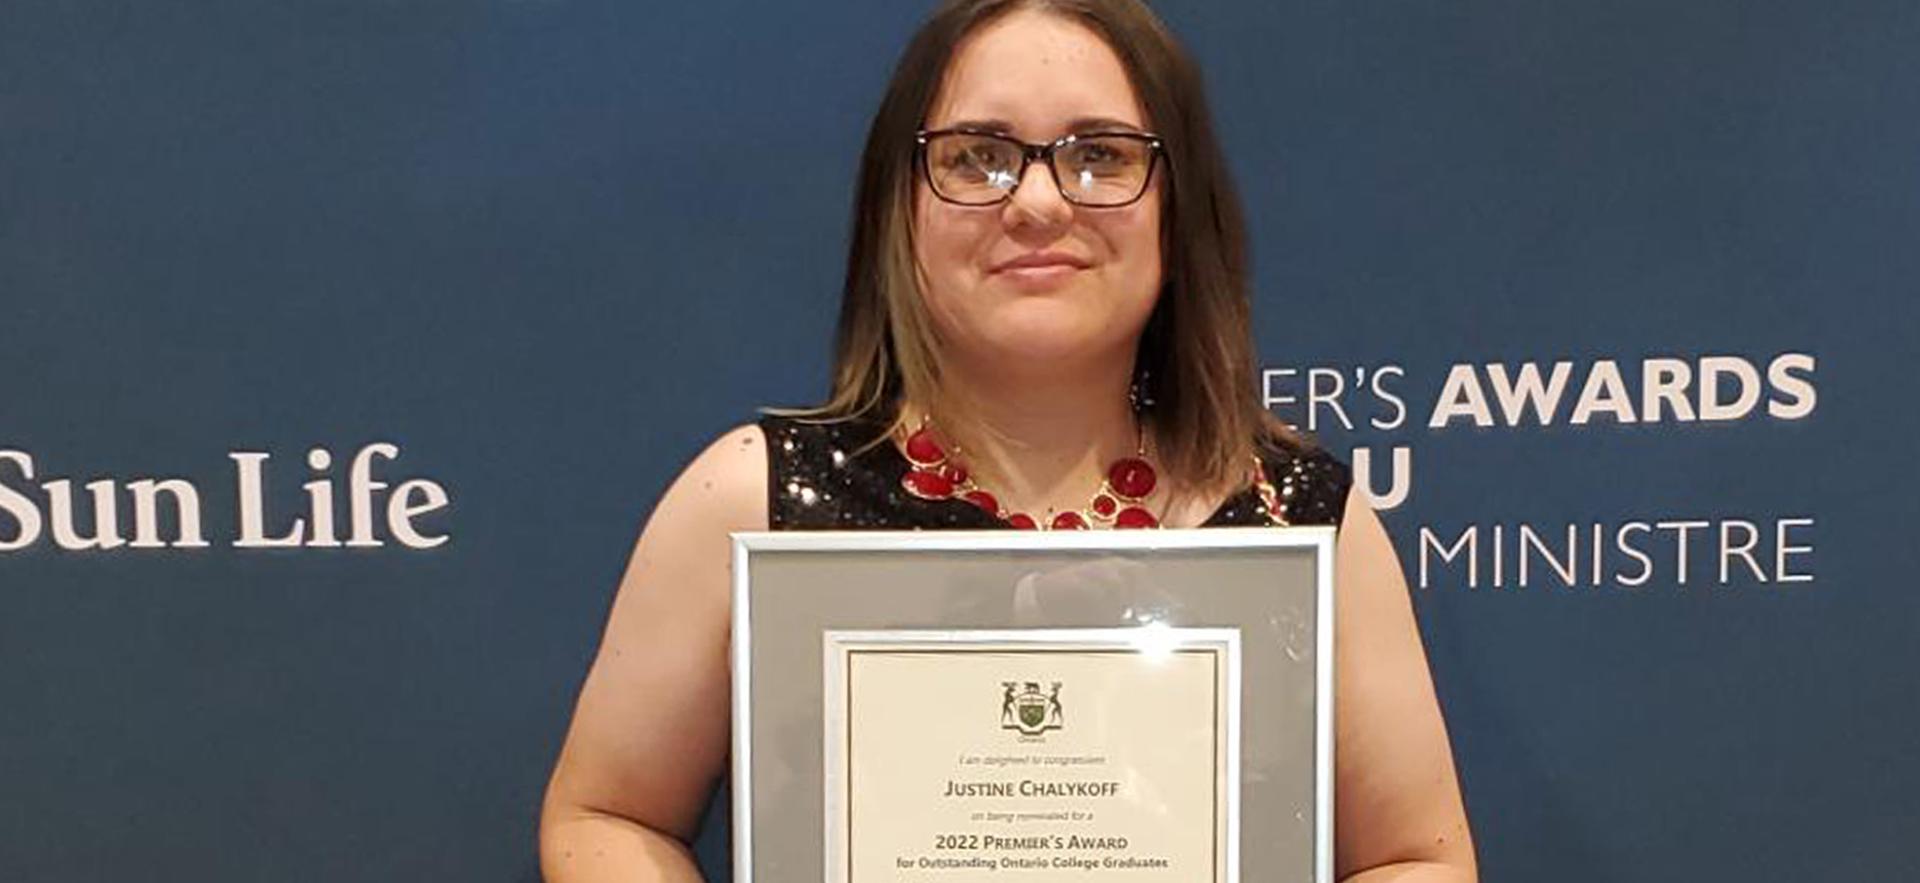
939, 146, 1009, 178
1080, 145, 1120, 163
1067, 142, 1132, 175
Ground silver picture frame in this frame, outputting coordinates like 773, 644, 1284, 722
731, 527, 1335, 883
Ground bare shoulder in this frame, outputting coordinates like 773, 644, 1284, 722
668, 422, 771, 529
658, 422, 770, 536
592, 413, 773, 662
605, 421, 769, 610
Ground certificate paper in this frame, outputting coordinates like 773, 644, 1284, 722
824, 629, 1240, 883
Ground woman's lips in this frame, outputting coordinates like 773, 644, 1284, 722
991, 253, 1091, 287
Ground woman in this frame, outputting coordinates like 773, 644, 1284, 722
540, 1, 1475, 880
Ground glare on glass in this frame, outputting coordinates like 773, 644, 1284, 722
916, 128, 1165, 207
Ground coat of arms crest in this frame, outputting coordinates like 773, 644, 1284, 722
1000, 681, 1063, 736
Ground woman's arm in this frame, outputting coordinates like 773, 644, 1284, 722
539, 425, 769, 883
1332, 485, 1478, 882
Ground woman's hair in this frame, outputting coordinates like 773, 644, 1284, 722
796, 0, 1300, 492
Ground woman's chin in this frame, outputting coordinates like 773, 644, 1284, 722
930, 279, 1154, 369
967, 311, 1134, 367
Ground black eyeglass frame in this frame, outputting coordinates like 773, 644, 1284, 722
914, 127, 1167, 208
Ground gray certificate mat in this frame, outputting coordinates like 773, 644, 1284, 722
732, 528, 1333, 883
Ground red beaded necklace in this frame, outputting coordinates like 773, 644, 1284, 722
898, 419, 1162, 530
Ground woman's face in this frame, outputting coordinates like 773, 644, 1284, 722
913, 10, 1163, 373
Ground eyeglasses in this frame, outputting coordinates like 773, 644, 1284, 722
915, 128, 1165, 208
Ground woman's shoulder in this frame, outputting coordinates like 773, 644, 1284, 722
691, 421, 773, 480
646, 422, 771, 536
1252, 430, 1351, 527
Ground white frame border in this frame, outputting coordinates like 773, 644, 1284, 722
730, 526, 1336, 883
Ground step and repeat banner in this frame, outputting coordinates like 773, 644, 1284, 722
3, 1, 1914, 880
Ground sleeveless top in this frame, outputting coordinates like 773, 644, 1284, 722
758, 414, 1351, 530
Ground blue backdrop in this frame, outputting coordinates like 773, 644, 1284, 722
3, 1, 1916, 880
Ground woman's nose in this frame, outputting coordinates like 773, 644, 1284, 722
1002, 159, 1074, 231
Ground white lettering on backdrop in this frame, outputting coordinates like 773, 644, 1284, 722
1263, 350, 1819, 589
0, 443, 449, 552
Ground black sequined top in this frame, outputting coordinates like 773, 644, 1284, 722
758, 414, 1351, 531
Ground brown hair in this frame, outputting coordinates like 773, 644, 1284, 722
790, 0, 1299, 492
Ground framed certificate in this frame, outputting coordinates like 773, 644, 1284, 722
732, 528, 1334, 883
